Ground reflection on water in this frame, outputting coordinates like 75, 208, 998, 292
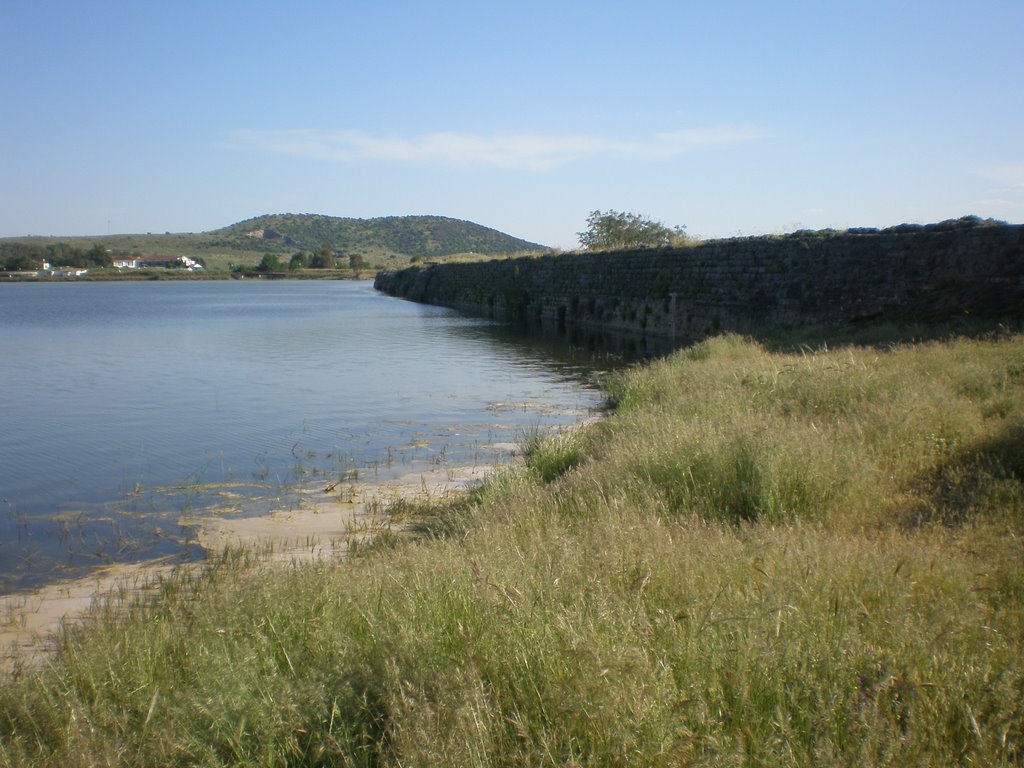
464, 320, 682, 367
0, 280, 638, 592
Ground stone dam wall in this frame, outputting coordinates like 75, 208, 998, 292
374, 218, 1024, 344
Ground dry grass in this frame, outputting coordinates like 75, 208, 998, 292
1, 332, 1022, 766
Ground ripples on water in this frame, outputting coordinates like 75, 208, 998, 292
0, 280, 625, 592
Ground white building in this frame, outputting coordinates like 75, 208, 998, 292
112, 256, 203, 270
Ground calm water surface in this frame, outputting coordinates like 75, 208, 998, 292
0, 280, 618, 592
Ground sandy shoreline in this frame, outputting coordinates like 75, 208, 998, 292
0, 462, 495, 670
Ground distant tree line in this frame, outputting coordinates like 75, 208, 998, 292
252, 242, 368, 273
1, 242, 112, 271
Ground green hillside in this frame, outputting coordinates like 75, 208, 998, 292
213, 213, 547, 258
1, 214, 548, 274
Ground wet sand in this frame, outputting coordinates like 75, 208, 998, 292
0, 462, 495, 670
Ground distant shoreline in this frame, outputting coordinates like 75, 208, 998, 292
1, 269, 377, 282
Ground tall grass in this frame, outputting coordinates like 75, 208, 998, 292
1, 333, 1022, 766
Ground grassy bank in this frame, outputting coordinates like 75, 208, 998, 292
2, 331, 1022, 766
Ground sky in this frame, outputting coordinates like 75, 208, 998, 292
2, 0, 1022, 249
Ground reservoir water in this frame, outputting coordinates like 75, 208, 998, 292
0, 280, 615, 593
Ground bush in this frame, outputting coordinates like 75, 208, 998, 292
577, 209, 687, 250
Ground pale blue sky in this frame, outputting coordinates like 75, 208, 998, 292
2, 0, 1021, 248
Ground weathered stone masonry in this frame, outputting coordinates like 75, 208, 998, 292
375, 218, 1024, 342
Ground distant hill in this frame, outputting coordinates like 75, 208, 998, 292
212, 214, 547, 258
0, 214, 549, 273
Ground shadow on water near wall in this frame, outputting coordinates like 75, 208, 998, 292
452, 317, 687, 372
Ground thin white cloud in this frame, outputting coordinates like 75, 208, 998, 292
966, 198, 1024, 212
229, 126, 761, 171
969, 164, 1024, 215
974, 164, 1024, 191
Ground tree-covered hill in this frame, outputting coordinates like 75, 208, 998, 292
213, 214, 547, 258
1, 214, 549, 273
